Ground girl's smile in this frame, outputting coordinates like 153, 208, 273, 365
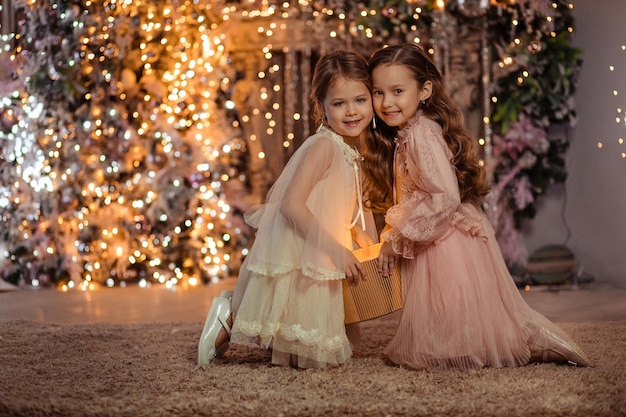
323, 76, 373, 145
371, 63, 426, 129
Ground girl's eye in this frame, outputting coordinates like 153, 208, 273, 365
372, 91, 382, 97
394, 89, 403, 95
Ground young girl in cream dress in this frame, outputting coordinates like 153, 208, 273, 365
198, 50, 376, 368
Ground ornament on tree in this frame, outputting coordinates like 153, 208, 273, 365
451, 0, 489, 17
382, 6, 398, 18
120, 68, 138, 94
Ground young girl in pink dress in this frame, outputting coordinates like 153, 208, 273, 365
197, 50, 376, 368
363, 43, 590, 370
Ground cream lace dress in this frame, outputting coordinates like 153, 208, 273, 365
229, 126, 366, 368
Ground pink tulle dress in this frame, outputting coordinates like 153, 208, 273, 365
382, 112, 588, 370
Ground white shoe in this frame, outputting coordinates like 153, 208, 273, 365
528, 327, 591, 367
220, 290, 233, 299
197, 296, 232, 366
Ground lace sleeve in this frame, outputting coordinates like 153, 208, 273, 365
280, 136, 348, 256
244, 131, 357, 280
382, 120, 461, 258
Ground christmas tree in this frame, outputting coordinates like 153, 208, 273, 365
1, 0, 251, 290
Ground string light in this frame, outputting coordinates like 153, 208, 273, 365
600, 43, 626, 159
0, 0, 257, 290
0, 0, 584, 289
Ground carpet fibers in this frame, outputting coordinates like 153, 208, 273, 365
0, 316, 624, 417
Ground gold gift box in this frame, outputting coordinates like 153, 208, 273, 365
343, 243, 403, 324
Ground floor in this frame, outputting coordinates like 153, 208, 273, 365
0, 278, 625, 324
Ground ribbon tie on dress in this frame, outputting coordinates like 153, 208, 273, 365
350, 151, 366, 231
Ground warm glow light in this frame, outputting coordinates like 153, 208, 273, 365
0, 0, 588, 291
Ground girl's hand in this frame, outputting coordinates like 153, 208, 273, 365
377, 240, 398, 277
351, 224, 374, 249
344, 248, 364, 285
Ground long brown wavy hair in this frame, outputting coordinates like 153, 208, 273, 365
363, 43, 490, 209
361, 120, 396, 213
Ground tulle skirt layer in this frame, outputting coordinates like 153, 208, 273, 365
230, 268, 352, 368
385, 216, 580, 370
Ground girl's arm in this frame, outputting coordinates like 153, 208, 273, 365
280, 136, 364, 282
382, 120, 460, 259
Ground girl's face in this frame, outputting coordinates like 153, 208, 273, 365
323, 76, 373, 145
371, 63, 429, 129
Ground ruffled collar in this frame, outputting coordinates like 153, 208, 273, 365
396, 110, 424, 143
396, 111, 441, 147
317, 124, 361, 162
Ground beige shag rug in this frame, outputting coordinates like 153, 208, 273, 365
0, 316, 624, 417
